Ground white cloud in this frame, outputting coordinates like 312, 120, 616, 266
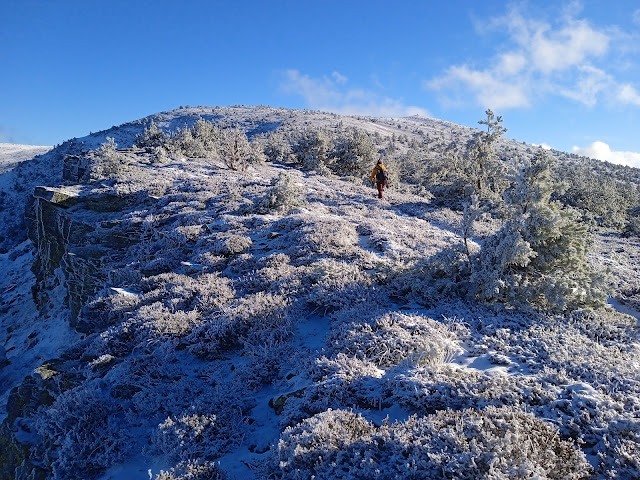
559, 65, 614, 107
572, 141, 640, 168
633, 9, 640, 25
527, 19, 609, 74
618, 84, 640, 106
533, 142, 553, 150
427, 6, 629, 110
427, 65, 530, 109
281, 69, 430, 118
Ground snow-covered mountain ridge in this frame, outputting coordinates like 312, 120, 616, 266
0, 106, 639, 479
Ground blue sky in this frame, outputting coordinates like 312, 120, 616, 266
2, 0, 640, 167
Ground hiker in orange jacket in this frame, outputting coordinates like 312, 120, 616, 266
369, 159, 388, 199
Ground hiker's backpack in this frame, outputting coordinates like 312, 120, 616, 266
376, 167, 388, 184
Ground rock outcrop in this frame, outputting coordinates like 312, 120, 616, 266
25, 163, 151, 332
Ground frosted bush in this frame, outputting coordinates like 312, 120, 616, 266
329, 127, 377, 176
186, 292, 290, 358
135, 302, 202, 339
290, 127, 330, 171
219, 127, 251, 171
146, 375, 253, 461
154, 460, 228, 480
280, 354, 386, 426
329, 312, 467, 367
264, 131, 295, 163
139, 250, 184, 276
135, 120, 167, 149
392, 363, 560, 414
306, 258, 371, 312
34, 382, 134, 480
140, 272, 235, 312
269, 406, 591, 480
558, 163, 638, 229
211, 233, 252, 255
236, 342, 293, 389
256, 171, 306, 212
90, 137, 130, 180
471, 152, 611, 311
390, 246, 471, 304
624, 208, 640, 237
82, 290, 141, 327
599, 425, 640, 479
568, 308, 639, 347
153, 412, 223, 461
297, 216, 359, 256
234, 252, 302, 295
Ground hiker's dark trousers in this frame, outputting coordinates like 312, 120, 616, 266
376, 182, 384, 199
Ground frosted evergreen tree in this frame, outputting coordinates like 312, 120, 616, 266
329, 128, 376, 176
135, 120, 166, 148
471, 150, 611, 311
192, 118, 220, 155
219, 127, 251, 171
264, 131, 295, 164
291, 128, 330, 172
464, 109, 509, 206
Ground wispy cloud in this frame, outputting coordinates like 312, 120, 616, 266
617, 84, 640, 106
0, 125, 14, 144
427, 5, 638, 110
280, 69, 430, 118
572, 141, 640, 168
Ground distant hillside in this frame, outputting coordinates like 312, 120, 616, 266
0, 143, 51, 174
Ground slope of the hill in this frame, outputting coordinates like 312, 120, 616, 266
0, 144, 51, 174
0, 106, 639, 480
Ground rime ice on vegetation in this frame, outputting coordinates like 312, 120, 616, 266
0, 106, 639, 480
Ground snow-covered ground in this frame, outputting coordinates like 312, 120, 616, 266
0, 143, 51, 174
1, 107, 639, 480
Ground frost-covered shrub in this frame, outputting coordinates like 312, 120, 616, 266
191, 118, 220, 155
135, 302, 202, 339
624, 206, 640, 237
186, 292, 291, 358
91, 137, 129, 179
290, 127, 330, 171
153, 413, 222, 461
211, 233, 252, 255
306, 258, 371, 312
219, 127, 251, 171
390, 246, 471, 303
34, 382, 133, 480
139, 249, 184, 276
135, 120, 167, 149
236, 342, 293, 389
329, 128, 377, 177
149, 379, 252, 462
264, 131, 295, 163
558, 163, 639, 229
154, 460, 228, 480
329, 312, 466, 367
280, 355, 386, 426
598, 421, 640, 479
471, 152, 612, 311
82, 289, 141, 328
392, 363, 560, 414
140, 272, 235, 313
567, 308, 639, 347
293, 216, 359, 257
270, 406, 591, 480
256, 171, 306, 213
234, 252, 302, 295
